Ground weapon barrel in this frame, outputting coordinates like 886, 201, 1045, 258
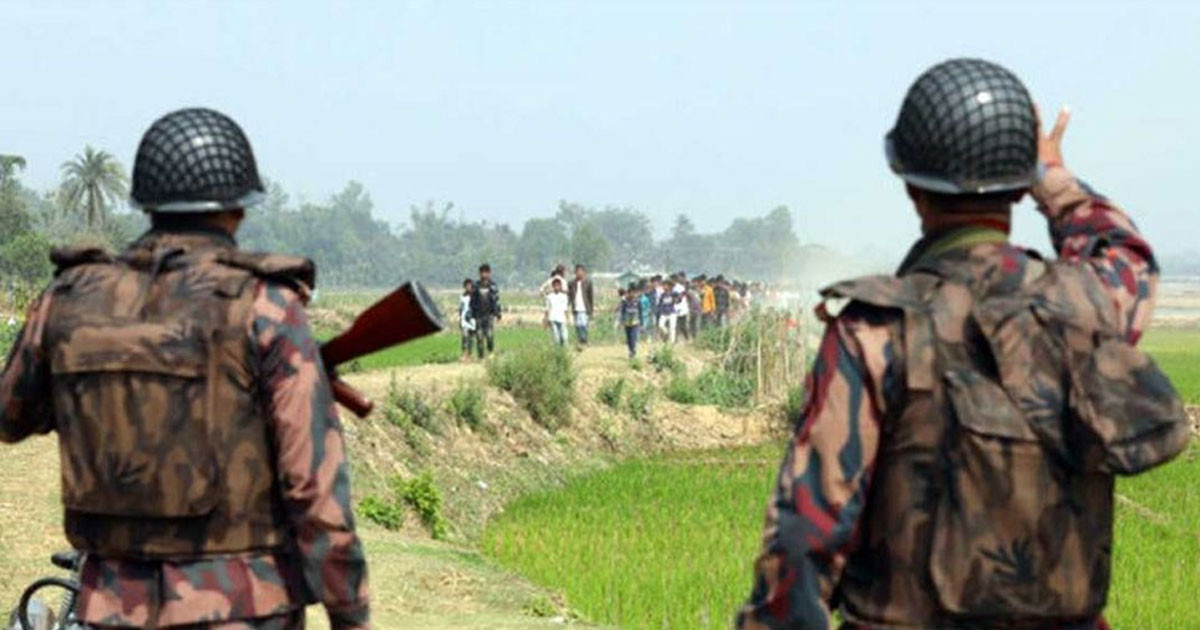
320, 281, 444, 418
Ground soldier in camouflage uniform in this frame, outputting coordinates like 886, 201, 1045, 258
0, 108, 369, 629
737, 59, 1191, 629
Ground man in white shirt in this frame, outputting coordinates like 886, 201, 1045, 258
545, 278, 569, 347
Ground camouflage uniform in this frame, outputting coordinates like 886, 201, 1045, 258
736, 166, 1190, 629
0, 230, 369, 629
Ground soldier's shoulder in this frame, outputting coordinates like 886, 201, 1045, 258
818, 273, 933, 323
49, 246, 114, 276
215, 249, 317, 294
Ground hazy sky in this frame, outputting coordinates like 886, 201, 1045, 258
4, 0, 1199, 260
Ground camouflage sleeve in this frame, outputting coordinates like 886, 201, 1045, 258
0, 292, 55, 443
736, 307, 895, 629
1034, 165, 1157, 343
252, 282, 370, 630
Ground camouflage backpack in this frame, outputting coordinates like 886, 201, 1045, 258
43, 237, 314, 558
827, 258, 1190, 624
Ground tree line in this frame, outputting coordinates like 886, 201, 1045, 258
0, 149, 804, 291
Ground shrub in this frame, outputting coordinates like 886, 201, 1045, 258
664, 377, 699, 405
597, 377, 627, 410
696, 325, 731, 353
649, 347, 684, 376
488, 345, 575, 430
625, 385, 654, 422
665, 368, 754, 409
781, 385, 805, 430
396, 470, 449, 540
358, 495, 403, 531
390, 383, 442, 435
448, 380, 488, 433
384, 404, 432, 457
0, 320, 20, 361
694, 368, 755, 408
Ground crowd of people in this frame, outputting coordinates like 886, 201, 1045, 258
608, 271, 758, 359
455, 260, 761, 362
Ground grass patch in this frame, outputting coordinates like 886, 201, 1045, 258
483, 445, 779, 630
484, 441, 1200, 629
625, 384, 654, 422
648, 346, 684, 376
358, 495, 404, 531
397, 470, 450, 540
664, 368, 754, 408
1142, 327, 1200, 404
448, 380, 489, 433
489, 344, 575, 430
596, 377, 627, 410
326, 327, 553, 371
390, 382, 442, 435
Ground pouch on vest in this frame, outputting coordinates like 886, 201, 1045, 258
1061, 327, 1190, 475
50, 319, 223, 519
929, 365, 1112, 618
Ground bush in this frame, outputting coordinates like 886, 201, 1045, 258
488, 345, 575, 430
448, 380, 488, 433
782, 384, 805, 429
664, 368, 754, 409
625, 385, 654, 422
597, 377, 627, 410
358, 495, 404, 530
390, 384, 442, 435
694, 368, 754, 408
696, 325, 731, 353
0, 319, 20, 361
664, 377, 699, 405
384, 404, 432, 457
649, 347, 684, 376
397, 470, 449, 540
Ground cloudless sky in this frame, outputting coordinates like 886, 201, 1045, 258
3, 0, 1199, 261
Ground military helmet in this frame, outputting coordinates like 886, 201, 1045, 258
885, 58, 1038, 195
130, 108, 265, 212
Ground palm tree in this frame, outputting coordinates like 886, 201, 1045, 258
59, 146, 128, 229
0, 155, 26, 186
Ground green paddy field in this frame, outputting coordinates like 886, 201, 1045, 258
483, 327, 1200, 630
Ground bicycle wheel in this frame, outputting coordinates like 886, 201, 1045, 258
17, 577, 79, 630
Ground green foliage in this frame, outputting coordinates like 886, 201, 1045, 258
488, 345, 575, 430
694, 368, 755, 408
485, 442, 1200, 629
664, 377, 699, 405
665, 368, 754, 409
448, 380, 488, 433
782, 384, 805, 429
696, 325, 731, 353
389, 380, 442, 435
0, 320, 19, 362
483, 446, 778, 630
396, 470, 449, 540
522, 594, 560, 618
649, 346, 684, 376
596, 377, 627, 410
0, 232, 53, 286
625, 385, 654, 422
58, 146, 128, 229
358, 495, 404, 531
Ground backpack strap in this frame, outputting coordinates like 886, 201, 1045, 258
214, 250, 317, 300
50, 247, 114, 275
819, 273, 942, 391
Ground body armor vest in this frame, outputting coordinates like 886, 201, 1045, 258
43, 234, 315, 559
824, 258, 1188, 628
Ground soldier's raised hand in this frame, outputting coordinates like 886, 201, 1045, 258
1038, 104, 1070, 169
